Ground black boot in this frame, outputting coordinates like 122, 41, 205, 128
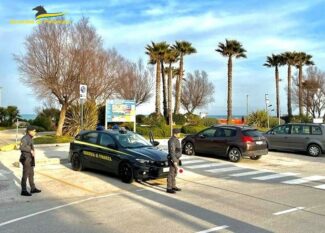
172, 187, 182, 191
21, 191, 32, 196
31, 188, 41, 193
166, 189, 176, 194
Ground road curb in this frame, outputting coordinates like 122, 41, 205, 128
12, 158, 66, 168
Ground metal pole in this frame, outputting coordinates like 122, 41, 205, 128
80, 99, 84, 130
16, 118, 18, 146
105, 100, 107, 130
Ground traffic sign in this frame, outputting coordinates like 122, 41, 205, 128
80, 84, 87, 99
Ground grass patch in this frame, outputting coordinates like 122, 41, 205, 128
0, 126, 16, 131
34, 135, 73, 144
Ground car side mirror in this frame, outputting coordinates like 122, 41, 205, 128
152, 141, 159, 147
199, 134, 205, 138
269, 131, 275, 135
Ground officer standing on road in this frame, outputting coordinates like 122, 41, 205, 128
19, 126, 41, 196
167, 128, 182, 194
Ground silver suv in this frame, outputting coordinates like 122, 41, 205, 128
264, 123, 325, 157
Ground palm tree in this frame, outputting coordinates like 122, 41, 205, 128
145, 42, 162, 115
216, 39, 247, 124
164, 49, 179, 131
294, 52, 314, 116
263, 54, 284, 118
172, 41, 197, 114
156, 42, 170, 120
281, 51, 297, 119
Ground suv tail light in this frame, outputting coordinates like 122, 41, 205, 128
242, 136, 254, 143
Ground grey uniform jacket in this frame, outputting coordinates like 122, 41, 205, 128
20, 134, 35, 166
168, 136, 182, 163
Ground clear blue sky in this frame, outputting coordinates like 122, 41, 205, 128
1, 0, 325, 115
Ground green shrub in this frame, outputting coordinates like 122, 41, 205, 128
136, 125, 171, 138
143, 113, 166, 127
173, 114, 186, 125
181, 125, 206, 134
290, 115, 313, 123
247, 110, 268, 128
136, 115, 146, 124
185, 113, 201, 126
33, 125, 46, 132
200, 117, 218, 127
33, 115, 53, 131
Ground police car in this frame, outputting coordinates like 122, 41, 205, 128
69, 129, 170, 183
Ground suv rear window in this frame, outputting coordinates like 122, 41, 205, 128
311, 126, 322, 135
242, 130, 263, 137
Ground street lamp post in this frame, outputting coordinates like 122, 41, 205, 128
246, 94, 249, 118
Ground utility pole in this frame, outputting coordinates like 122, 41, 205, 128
265, 94, 270, 128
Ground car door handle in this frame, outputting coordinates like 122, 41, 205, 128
305, 137, 310, 139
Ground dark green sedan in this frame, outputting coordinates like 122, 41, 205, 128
69, 129, 169, 183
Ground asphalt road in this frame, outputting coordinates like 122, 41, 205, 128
0, 149, 325, 233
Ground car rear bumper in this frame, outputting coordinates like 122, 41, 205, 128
242, 149, 268, 158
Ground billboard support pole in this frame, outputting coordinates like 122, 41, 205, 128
105, 100, 107, 130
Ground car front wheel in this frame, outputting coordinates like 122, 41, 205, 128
184, 142, 195, 155
228, 147, 242, 162
71, 153, 84, 171
250, 155, 262, 160
307, 144, 322, 157
119, 162, 134, 183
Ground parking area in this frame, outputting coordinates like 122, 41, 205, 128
1, 144, 325, 232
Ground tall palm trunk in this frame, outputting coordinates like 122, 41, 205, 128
56, 103, 68, 136
168, 64, 173, 136
287, 65, 292, 118
174, 55, 183, 114
155, 62, 161, 115
161, 61, 168, 120
227, 56, 233, 124
275, 66, 280, 118
298, 66, 303, 116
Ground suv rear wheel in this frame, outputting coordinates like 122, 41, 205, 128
307, 144, 322, 157
184, 142, 195, 155
71, 153, 84, 171
228, 147, 242, 162
250, 155, 262, 160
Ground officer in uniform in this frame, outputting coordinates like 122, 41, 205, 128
167, 128, 182, 194
20, 126, 41, 196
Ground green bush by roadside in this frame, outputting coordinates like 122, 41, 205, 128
181, 125, 206, 134
34, 135, 73, 144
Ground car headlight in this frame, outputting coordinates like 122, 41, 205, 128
136, 159, 152, 164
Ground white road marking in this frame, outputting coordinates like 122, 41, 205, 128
282, 175, 325, 185
205, 166, 244, 173
0, 192, 121, 228
182, 160, 206, 165
252, 172, 298, 181
314, 184, 325, 190
273, 207, 304, 216
230, 170, 272, 177
196, 225, 229, 233
0, 173, 7, 180
180, 156, 193, 160
185, 163, 229, 169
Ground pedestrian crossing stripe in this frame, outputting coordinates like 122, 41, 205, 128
181, 160, 206, 165
314, 184, 325, 190
185, 163, 229, 169
252, 172, 298, 181
282, 175, 325, 184
206, 166, 245, 173
230, 170, 272, 177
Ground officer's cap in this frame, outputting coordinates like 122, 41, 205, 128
26, 125, 36, 132
172, 128, 181, 134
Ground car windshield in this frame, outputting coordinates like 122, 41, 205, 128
242, 129, 263, 137
112, 131, 152, 148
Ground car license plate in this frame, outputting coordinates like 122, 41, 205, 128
256, 141, 263, 145
163, 167, 169, 172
